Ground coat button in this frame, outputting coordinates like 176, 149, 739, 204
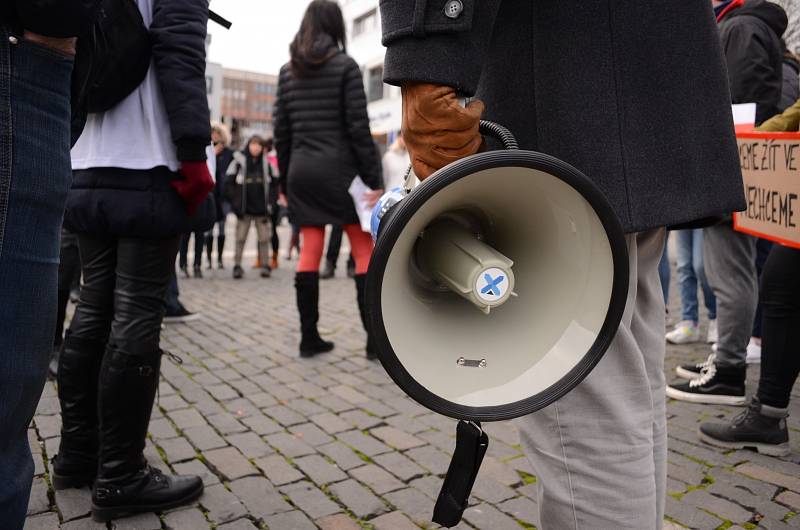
444, 0, 463, 19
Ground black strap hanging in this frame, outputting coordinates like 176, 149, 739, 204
432, 420, 489, 527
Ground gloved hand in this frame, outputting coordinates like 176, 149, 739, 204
171, 161, 214, 216
402, 82, 485, 180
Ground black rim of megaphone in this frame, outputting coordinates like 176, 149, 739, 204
365, 150, 630, 422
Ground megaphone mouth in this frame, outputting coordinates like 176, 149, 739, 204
366, 150, 630, 422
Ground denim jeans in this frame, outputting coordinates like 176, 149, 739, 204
657, 237, 670, 304
675, 229, 716, 323
0, 28, 74, 529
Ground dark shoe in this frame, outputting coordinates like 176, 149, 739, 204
92, 466, 203, 522
233, 265, 243, 279
207, 259, 213, 270
676, 352, 716, 380
666, 363, 746, 405
260, 266, 271, 278
296, 272, 334, 357
698, 398, 790, 456
193, 265, 203, 278
354, 274, 378, 360
163, 304, 200, 324
347, 260, 356, 279
180, 265, 190, 279
217, 259, 224, 270
269, 253, 279, 271
320, 260, 335, 280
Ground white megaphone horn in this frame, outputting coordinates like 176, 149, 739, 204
365, 120, 629, 527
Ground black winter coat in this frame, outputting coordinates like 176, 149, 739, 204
381, 0, 747, 233
2, 0, 100, 37
781, 56, 800, 111
64, 0, 213, 238
719, 0, 788, 125
274, 48, 382, 227
214, 147, 234, 221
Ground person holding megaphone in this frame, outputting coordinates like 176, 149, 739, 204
377, 1, 746, 528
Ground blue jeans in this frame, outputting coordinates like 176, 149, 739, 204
0, 29, 74, 529
675, 229, 716, 323
658, 237, 670, 304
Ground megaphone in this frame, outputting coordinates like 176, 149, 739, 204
365, 121, 629, 526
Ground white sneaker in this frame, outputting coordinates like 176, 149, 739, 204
706, 319, 718, 344
666, 321, 700, 344
746, 338, 761, 364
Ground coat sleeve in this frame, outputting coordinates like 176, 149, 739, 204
723, 20, 783, 125
273, 67, 291, 194
757, 98, 800, 132
16, 0, 101, 38
343, 58, 382, 190
381, 0, 502, 95
150, 0, 211, 162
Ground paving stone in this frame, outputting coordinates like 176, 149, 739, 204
373, 451, 426, 482
310, 412, 351, 434
26, 477, 50, 516
405, 445, 450, 475
204, 446, 257, 480
183, 425, 227, 451
207, 383, 239, 401
290, 422, 334, 446
370, 426, 426, 450
173, 458, 220, 486
254, 454, 304, 486
329, 479, 388, 518
159, 435, 197, 463
263, 405, 306, 427
265, 431, 314, 458
317, 441, 367, 471
287, 398, 327, 417
370, 511, 420, 530
168, 408, 206, 429
280, 481, 341, 519
777, 490, 800, 510
351, 464, 405, 494
35, 414, 61, 439
294, 454, 347, 485
463, 502, 526, 530
163, 507, 210, 530
316, 513, 362, 530
471, 476, 517, 504
339, 410, 382, 430
229, 476, 293, 518
148, 417, 179, 440
240, 413, 283, 436
55, 486, 92, 522
207, 413, 247, 435
480, 456, 523, 487
665, 497, 724, 530
337, 430, 392, 457
737, 463, 800, 492
217, 519, 258, 530
200, 483, 248, 524
110, 512, 162, 529
383, 488, 433, 523
23, 513, 60, 530
61, 516, 107, 529
225, 431, 273, 459
158, 394, 189, 412
264, 510, 316, 530
329, 385, 370, 405
499, 496, 538, 524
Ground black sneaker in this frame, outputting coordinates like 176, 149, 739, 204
233, 265, 244, 279
193, 265, 203, 279
260, 266, 271, 278
320, 260, 335, 280
676, 353, 716, 380
92, 466, 203, 522
698, 398, 790, 456
163, 305, 200, 324
180, 265, 190, 279
666, 363, 746, 405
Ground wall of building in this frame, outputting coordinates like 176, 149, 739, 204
221, 69, 278, 147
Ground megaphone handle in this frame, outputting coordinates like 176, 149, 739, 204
432, 421, 489, 527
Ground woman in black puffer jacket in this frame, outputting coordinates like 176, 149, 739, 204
274, 0, 382, 359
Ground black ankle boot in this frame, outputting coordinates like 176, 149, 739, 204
53, 335, 106, 490
296, 272, 334, 357
354, 274, 378, 360
699, 397, 790, 456
320, 259, 336, 279
92, 349, 202, 521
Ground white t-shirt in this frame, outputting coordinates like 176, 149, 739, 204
71, 0, 179, 172
382, 148, 410, 191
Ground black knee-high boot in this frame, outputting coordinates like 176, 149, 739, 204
53, 335, 106, 489
204, 233, 213, 268
91, 348, 202, 521
295, 272, 334, 357
354, 274, 378, 360
217, 234, 226, 267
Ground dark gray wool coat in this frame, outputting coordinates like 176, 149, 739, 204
381, 0, 746, 233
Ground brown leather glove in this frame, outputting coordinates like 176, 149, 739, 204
401, 82, 484, 180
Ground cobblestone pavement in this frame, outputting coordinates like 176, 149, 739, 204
25, 231, 800, 530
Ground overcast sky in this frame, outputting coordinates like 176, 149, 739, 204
207, 0, 313, 76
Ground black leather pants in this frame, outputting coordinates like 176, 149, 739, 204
57, 234, 179, 480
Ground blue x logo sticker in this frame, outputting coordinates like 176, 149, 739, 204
481, 273, 505, 297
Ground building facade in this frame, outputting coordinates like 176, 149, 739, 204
221, 68, 278, 147
340, 0, 402, 148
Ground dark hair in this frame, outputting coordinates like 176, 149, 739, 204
290, 0, 347, 76
262, 137, 274, 151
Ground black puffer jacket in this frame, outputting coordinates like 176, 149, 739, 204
719, 0, 788, 125
274, 44, 381, 227
2, 0, 100, 37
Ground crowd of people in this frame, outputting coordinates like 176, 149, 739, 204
0, 0, 798, 529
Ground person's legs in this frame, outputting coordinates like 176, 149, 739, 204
675, 230, 699, 323
344, 224, 377, 358
55, 230, 81, 350
0, 31, 74, 527
751, 239, 773, 340
322, 225, 344, 278
515, 229, 667, 530
254, 215, 272, 277
192, 230, 204, 270
234, 215, 251, 270
296, 226, 333, 356
657, 237, 670, 304
692, 229, 717, 322
270, 207, 280, 265
54, 234, 117, 487
217, 216, 227, 267
178, 233, 189, 272
164, 271, 181, 314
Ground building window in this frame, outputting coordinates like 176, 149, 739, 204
366, 65, 384, 103
353, 9, 378, 37
206, 76, 214, 95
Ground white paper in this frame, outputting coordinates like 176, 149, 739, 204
732, 103, 757, 126
348, 176, 373, 233
206, 145, 217, 182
